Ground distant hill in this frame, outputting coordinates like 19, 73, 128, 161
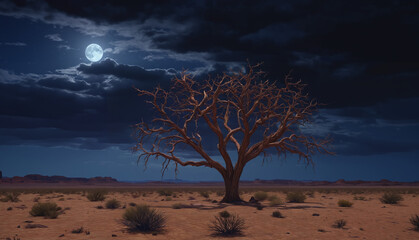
0, 174, 118, 184
1, 174, 418, 186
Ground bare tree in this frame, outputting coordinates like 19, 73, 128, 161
133, 64, 331, 203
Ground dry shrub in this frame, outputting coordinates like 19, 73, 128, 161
253, 191, 268, 201
272, 211, 284, 218
333, 219, 346, 229
338, 200, 353, 207
209, 213, 245, 236
286, 192, 306, 203
122, 204, 166, 233
380, 192, 403, 204
105, 198, 121, 209
410, 214, 419, 231
86, 190, 106, 202
30, 202, 60, 219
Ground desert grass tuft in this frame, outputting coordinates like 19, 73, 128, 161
157, 189, 173, 196
268, 195, 283, 206
338, 200, 353, 207
122, 204, 166, 233
0, 192, 20, 202
171, 203, 183, 209
105, 198, 121, 209
333, 219, 346, 229
209, 213, 245, 236
86, 190, 106, 202
286, 192, 306, 203
253, 191, 268, 201
410, 214, 419, 231
30, 202, 60, 219
272, 210, 284, 218
380, 192, 403, 204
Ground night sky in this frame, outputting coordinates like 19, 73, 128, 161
1, 0, 418, 182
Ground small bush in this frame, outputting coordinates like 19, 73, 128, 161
172, 203, 183, 209
272, 211, 284, 218
129, 202, 136, 207
380, 192, 403, 204
286, 192, 306, 203
268, 195, 283, 206
209, 213, 245, 236
105, 199, 121, 209
122, 204, 166, 233
256, 205, 263, 210
157, 189, 172, 196
219, 210, 231, 218
410, 214, 419, 231
30, 202, 60, 219
86, 190, 106, 202
333, 219, 346, 229
216, 191, 224, 197
200, 191, 210, 198
1, 192, 20, 202
165, 196, 172, 201
338, 200, 353, 207
253, 191, 268, 201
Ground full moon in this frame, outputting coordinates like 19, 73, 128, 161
85, 43, 103, 62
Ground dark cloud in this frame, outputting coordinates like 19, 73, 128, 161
77, 58, 175, 85
0, 57, 175, 150
0, 0, 418, 159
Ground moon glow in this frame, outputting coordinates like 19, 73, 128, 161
85, 44, 103, 62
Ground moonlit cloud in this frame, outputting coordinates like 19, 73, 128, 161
45, 33, 63, 42
2, 42, 26, 46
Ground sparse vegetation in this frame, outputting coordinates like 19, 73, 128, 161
157, 189, 173, 196
253, 191, 268, 201
105, 198, 121, 209
86, 190, 106, 202
333, 219, 347, 229
0, 192, 20, 202
199, 191, 209, 198
165, 196, 172, 201
353, 196, 366, 201
380, 192, 403, 204
286, 192, 306, 203
256, 205, 264, 210
272, 211, 284, 218
410, 214, 419, 231
268, 195, 283, 206
338, 200, 353, 207
171, 203, 183, 209
122, 204, 166, 233
209, 213, 246, 236
30, 202, 60, 219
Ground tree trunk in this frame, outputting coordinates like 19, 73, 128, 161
221, 168, 244, 203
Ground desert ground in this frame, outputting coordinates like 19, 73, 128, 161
1, 186, 419, 240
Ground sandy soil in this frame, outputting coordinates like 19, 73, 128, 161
1, 189, 418, 240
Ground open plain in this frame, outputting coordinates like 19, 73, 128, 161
1, 185, 419, 240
